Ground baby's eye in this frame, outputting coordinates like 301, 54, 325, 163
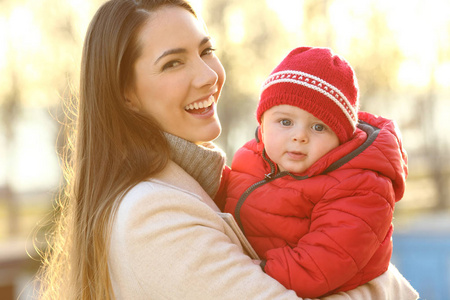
312, 123, 325, 132
280, 119, 292, 126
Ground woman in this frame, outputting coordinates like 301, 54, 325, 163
35, 0, 419, 299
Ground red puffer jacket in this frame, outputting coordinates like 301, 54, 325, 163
222, 112, 408, 298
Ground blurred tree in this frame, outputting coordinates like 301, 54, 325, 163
349, 3, 403, 109
302, 0, 334, 47
36, 0, 82, 161
1, 68, 20, 237
302, 0, 403, 110
201, 0, 293, 159
0, 2, 24, 238
421, 47, 450, 211
0, 0, 98, 237
395, 6, 450, 212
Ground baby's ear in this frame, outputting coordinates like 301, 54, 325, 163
256, 126, 265, 153
258, 123, 265, 141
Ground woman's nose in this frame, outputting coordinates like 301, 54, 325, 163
192, 59, 218, 88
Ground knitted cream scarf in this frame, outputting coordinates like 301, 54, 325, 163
164, 133, 226, 199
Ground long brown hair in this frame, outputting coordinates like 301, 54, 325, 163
35, 1, 197, 299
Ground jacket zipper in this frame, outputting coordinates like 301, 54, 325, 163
234, 150, 289, 233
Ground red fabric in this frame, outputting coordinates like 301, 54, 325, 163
214, 165, 231, 211
223, 112, 408, 298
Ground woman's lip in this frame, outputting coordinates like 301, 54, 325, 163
186, 102, 216, 119
197, 92, 216, 103
187, 91, 218, 106
184, 94, 216, 111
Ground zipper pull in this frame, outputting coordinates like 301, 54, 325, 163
265, 172, 274, 180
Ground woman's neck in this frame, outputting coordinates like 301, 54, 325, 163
164, 133, 226, 198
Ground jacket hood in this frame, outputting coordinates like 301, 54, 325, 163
257, 111, 408, 202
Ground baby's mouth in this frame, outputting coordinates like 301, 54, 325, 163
184, 96, 214, 114
287, 151, 306, 159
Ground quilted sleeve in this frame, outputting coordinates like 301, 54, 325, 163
263, 172, 395, 298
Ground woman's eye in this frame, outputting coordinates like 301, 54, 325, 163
201, 47, 216, 56
313, 123, 325, 131
162, 60, 182, 71
280, 119, 292, 126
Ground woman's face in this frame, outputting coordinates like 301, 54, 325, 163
126, 6, 225, 144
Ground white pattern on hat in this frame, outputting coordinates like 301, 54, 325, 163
262, 70, 357, 129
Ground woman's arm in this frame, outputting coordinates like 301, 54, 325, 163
109, 181, 299, 299
322, 263, 419, 300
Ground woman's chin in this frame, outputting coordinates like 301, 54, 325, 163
193, 123, 222, 144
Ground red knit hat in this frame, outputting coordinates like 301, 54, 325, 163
256, 47, 359, 144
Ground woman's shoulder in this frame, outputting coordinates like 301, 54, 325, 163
137, 160, 206, 193
109, 161, 225, 263
117, 160, 220, 217
111, 160, 223, 237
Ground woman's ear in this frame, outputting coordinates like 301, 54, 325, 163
124, 89, 140, 112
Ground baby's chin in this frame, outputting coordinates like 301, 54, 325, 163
279, 164, 309, 175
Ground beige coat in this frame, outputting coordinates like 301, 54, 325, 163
108, 160, 418, 299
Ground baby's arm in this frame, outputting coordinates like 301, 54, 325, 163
262, 174, 395, 298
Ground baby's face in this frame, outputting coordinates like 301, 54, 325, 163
261, 105, 339, 174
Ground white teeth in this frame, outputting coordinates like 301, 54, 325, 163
185, 96, 214, 111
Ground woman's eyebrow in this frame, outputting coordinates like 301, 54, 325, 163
154, 36, 212, 65
154, 48, 185, 65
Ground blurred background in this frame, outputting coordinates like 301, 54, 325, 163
0, 0, 449, 298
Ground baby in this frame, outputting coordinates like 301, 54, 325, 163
219, 47, 408, 298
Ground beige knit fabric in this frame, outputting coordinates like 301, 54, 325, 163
165, 133, 225, 199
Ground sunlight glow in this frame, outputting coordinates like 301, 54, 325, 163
0, 18, 7, 71
9, 6, 41, 52
398, 61, 432, 89
226, 8, 245, 44
328, 1, 371, 54
265, 0, 450, 88
435, 63, 450, 88
9, 110, 60, 192
266, 0, 302, 32
66, 0, 91, 41
189, 0, 203, 12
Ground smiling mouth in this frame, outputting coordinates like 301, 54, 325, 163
184, 95, 214, 114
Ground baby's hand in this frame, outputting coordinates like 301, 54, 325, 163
252, 259, 262, 265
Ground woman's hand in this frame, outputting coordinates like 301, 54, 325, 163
252, 259, 262, 265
